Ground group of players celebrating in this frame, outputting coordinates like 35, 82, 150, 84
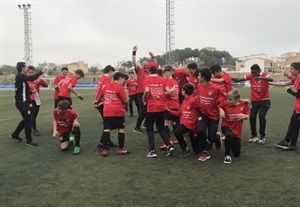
10, 46, 300, 164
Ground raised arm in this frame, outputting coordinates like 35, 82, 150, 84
132, 45, 138, 71
149, 52, 157, 63
269, 80, 293, 86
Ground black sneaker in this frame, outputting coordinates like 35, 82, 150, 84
282, 146, 297, 151
108, 141, 118, 148
275, 140, 290, 149
180, 149, 191, 157
133, 128, 143, 133
26, 141, 38, 146
32, 130, 40, 136
10, 135, 23, 142
166, 145, 174, 156
97, 143, 103, 149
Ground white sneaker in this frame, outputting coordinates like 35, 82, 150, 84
248, 137, 259, 143
147, 150, 157, 158
224, 155, 232, 164
258, 137, 266, 144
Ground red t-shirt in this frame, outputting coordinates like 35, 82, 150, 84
219, 100, 250, 138
54, 75, 64, 100
126, 79, 138, 96
95, 74, 111, 103
102, 82, 127, 117
173, 68, 188, 95
244, 72, 270, 101
143, 74, 166, 112
58, 76, 78, 98
292, 77, 300, 114
54, 108, 78, 135
136, 66, 150, 93
169, 96, 199, 132
165, 78, 180, 109
27, 78, 48, 101
197, 82, 226, 120
212, 72, 233, 93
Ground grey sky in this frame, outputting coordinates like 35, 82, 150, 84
1, 0, 299, 67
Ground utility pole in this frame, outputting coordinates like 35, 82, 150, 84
166, 0, 175, 66
18, 4, 33, 65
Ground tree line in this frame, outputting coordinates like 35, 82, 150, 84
0, 47, 235, 75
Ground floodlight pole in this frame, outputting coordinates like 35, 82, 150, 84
18, 4, 33, 65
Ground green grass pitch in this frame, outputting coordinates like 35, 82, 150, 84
0, 87, 300, 207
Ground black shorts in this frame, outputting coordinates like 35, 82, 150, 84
59, 132, 71, 143
103, 116, 125, 130
164, 109, 179, 121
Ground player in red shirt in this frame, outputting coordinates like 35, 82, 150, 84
58, 69, 84, 108
232, 64, 273, 144
187, 63, 199, 92
132, 45, 157, 133
53, 67, 68, 108
165, 66, 189, 104
167, 83, 201, 157
53, 100, 81, 155
142, 65, 174, 158
219, 89, 250, 164
159, 68, 180, 150
94, 65, 115, 118
210, 64, 233, 94
98, 72, 130, 157
270, 63, 300, 151
27, 66, 48, 136
94, 65, 118, 149
197, 68, 226, 162
125, 70, 139, 117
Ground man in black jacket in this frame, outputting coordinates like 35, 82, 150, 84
10, 62, 46, 146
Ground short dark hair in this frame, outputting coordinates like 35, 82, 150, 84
61, 67, 68, 71
291, 62, 300, 71
28, 66, 35, 70
200, 68, 212, 81
149, 66, 157, 74
75, 69, 84, 78
187, 63, 198, 70
250, 64, 261, 72
194, 69, 201, 78
164, 65, 173, 70
183, 83, 194, 95
104, 65, 115, 74
57, 100, 70, 110
128, 70, 134, 75
113, 72, 126, 81
163, 68, 172, 74
210, 64, 222, 74
16, 62, 26, 72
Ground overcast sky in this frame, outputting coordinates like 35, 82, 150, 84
1, 0, 299, 67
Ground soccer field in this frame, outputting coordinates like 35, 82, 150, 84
0, 88, 300, 207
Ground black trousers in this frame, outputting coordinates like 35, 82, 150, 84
250, 100, 271, 138
58, 96, 73, 108
135, 93, 147, 129
12, 102, 32, 142
197, 111, 219, 151
174, 124, 200, 153
129, 94, 140, 116
146, 111, 170, 151
30, 101, 40, 131
221, 126, 241, 157
284, 111, 300, 146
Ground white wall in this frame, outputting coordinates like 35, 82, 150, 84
240, 58, 265, 72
